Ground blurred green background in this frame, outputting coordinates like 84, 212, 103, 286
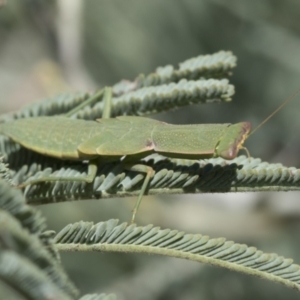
1, 1, 300, 299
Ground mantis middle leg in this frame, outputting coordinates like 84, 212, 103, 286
18, 160, 98, 188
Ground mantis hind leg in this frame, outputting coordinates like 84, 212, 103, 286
101, 87, 113, 119
65, 87, 113, 118
124, 164, 155, 224
18, 160, 98, 188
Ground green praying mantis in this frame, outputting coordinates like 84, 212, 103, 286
0, 87, 296, 223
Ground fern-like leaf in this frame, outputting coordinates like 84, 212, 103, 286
79, 293, 117, 300
55, 219, 300, 292
0, 178, 78, 297
76, 78, 234, 119
4, 150, 300, 203
0, 51, 236, 122
0, 251, 73, 300
0, 175, 46, 234
115, 50, 237, 93
0, 92, 89, 122
0, 209, 78, 298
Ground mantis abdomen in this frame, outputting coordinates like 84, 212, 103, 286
0, 117, 102, 160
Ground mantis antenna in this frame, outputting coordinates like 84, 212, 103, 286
249, 89, 300, 137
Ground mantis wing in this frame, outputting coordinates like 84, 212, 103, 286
78, 116, 161, 156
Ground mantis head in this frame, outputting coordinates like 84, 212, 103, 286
216, 122, 252, 160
